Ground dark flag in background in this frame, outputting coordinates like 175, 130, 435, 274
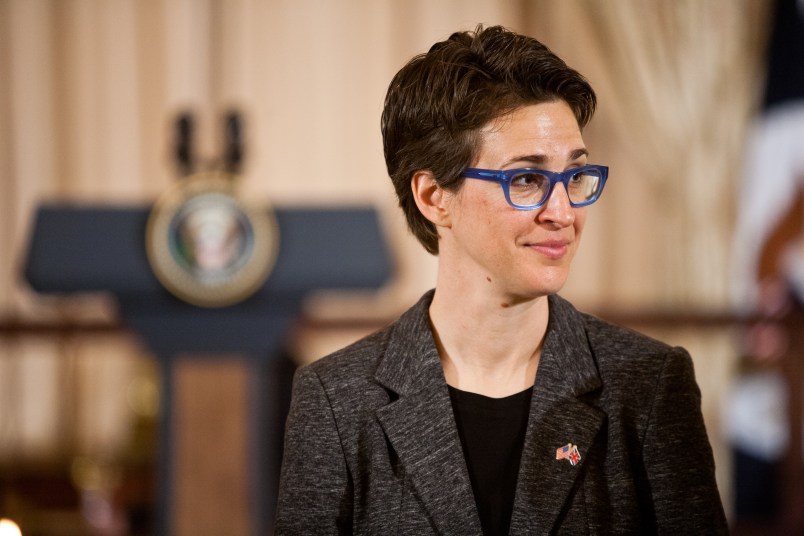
727, 0, 804, 528
731, 0, 804, 310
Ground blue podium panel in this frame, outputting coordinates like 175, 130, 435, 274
24, 204, 393, 357
25, 205, 393, 296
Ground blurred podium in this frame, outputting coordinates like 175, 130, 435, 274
25, 204, 392, 535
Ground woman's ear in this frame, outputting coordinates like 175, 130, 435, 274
411, 171, 451, 227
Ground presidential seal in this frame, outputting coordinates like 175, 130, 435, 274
146, 172, 278, 307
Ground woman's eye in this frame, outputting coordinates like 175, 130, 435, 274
511, 173, 547, 188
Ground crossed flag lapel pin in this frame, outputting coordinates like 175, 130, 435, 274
556, 443, 582, 466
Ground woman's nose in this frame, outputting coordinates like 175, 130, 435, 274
537, 183, 575, 226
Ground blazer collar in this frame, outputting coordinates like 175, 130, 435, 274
374, 291, 604, 535
509, 294, 605, 534
374, 289, 444, 396
374, 290, 482, 533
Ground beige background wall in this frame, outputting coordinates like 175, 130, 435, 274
0, 0, 772, 523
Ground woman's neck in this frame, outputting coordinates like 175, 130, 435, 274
428, 282, 549, 398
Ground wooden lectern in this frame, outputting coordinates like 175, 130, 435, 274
25, 204, 392, 535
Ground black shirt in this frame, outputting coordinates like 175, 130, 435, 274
448, 385, 533, 536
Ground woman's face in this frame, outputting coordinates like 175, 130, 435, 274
440, 100, 589, 303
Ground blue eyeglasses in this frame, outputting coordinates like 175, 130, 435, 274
462, 165, 609, 210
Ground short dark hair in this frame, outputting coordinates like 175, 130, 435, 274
381, 25, 597, 254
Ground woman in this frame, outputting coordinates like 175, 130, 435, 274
276, 25, 727, 535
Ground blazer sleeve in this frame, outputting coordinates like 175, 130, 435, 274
275, 366, 353, 535
640, 347, 729, 534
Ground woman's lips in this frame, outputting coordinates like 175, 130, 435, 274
528, 240, 570, 259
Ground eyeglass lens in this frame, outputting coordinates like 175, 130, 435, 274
509, 170, 601, 206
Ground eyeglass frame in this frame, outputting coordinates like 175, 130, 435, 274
461, 164, 609, 210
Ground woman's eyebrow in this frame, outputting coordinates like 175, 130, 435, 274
569, 148, 589, 160
503, 148, 589, 167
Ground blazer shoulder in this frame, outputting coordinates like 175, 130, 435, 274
582, 312, 680, 361
579, 311, 695, 394
550, 293, 677, 364
302, 322, 393, 392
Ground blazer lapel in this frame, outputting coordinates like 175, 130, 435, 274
509, 295, 605, 535
374, 291, 482, 535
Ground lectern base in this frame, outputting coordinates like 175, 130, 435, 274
157, 354, 295, 536
172, 356, 251, 535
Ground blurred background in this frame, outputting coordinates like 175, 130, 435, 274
1, 0, 802, 534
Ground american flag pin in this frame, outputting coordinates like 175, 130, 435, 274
556, 443, 582, 466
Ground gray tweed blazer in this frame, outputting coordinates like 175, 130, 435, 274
275, 291, 728, 535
